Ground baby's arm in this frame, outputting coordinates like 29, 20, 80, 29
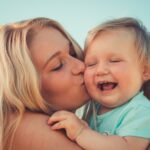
48, 110, 149, 150
48, 110, 88, 141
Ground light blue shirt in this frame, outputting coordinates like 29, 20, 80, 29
90, 92, 150, 138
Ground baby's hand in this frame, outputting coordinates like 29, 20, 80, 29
48, 110, 88, 141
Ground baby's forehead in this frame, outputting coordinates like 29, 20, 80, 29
90, 28, 136, 47
84, 29, 139, 57
96, 27, 136, 38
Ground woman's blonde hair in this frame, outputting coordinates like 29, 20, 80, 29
83, 17, 150, 126
0, 17, 83, 150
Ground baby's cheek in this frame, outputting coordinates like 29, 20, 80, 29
84, 70, 92, 88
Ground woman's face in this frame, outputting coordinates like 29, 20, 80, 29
29, 27, 90, 111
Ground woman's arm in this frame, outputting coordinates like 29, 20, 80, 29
12, 112, 83, 150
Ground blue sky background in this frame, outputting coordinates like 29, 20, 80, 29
1, 0, 150, 48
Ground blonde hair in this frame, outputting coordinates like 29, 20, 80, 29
0, 17, 83, 150
83, 17, 150, 125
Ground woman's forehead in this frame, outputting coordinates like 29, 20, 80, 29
29, 28, 70, 70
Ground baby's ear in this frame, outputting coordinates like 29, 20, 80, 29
142, 64, 150, 81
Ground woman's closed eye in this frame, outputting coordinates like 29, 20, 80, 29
85, 62, 97, 67
51, 63, 63, 71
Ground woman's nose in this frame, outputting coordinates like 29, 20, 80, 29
71, 59, 85, 75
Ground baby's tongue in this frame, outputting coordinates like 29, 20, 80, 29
101, 83, 115, 91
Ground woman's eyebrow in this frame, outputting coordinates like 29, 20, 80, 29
43, 51, 61, 69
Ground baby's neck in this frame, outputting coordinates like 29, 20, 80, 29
98, 105, 113, 115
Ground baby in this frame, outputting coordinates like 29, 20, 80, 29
48, 17, 150, 150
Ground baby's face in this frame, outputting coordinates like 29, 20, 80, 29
84, 29, 146, 110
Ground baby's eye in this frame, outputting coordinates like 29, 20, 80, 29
51, 63, 63, 71
109, 59, 122, 63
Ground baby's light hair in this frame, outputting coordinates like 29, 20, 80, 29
85, 17, 150, 64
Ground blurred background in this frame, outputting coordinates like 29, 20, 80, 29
0, 0, 150, 48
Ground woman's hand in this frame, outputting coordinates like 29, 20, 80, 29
48, 110, 88, 141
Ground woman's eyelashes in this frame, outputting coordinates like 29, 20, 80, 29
50, 49, 77, 72
85, 62, 97, 67
51, 63, 63, 71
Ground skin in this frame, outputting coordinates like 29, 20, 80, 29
12, 27, 90, 150
47, 29, 150, 150
48, 110, 149, 150
30, 27, 89, 111
84, 29, 148, 113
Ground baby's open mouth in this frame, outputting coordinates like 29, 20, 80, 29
97, 81, 118, 91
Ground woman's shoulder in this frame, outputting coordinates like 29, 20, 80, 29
12, 112, 83, 150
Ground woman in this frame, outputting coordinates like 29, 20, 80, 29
0, 17, 90, 150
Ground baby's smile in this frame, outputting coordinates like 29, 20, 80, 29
97, 81, 118, 91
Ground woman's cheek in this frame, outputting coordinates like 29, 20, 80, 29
40, 74, 59, 93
